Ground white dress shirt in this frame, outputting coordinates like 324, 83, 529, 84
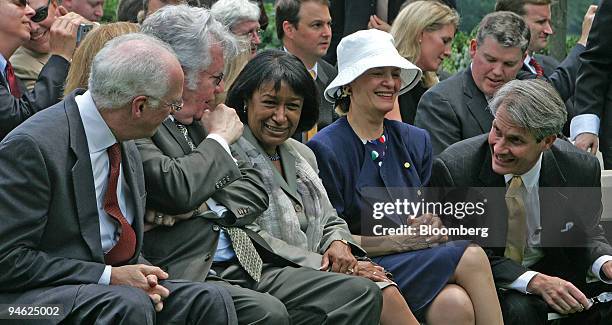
503, 154, 612, 293
76, 91, 136, 285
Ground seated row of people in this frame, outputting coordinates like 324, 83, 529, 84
1, 2, 611, 325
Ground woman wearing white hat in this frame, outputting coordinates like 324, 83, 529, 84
307, 29, 503, 325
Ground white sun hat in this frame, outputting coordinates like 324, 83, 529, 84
324, 29, 422, 103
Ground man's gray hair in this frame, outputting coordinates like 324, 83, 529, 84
211, 0, 260, 31
89, 33, 177, 110
490, 79, 567, 142
140, 4, 238, 90
476, 11, 530, 53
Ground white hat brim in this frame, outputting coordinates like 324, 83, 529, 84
324, 54, 422, 103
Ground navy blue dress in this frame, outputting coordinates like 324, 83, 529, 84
307, 117, 469, 317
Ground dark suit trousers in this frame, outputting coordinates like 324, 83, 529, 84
498, 257, 612, 325
0, 280, 236, 325
210, 263, 382, 325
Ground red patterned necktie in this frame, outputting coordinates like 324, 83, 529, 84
5, 62, 22, 98
529, 57, 545, 77
103, 143, 137, 266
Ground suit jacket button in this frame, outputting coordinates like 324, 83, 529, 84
294, 205, 302, 212
212, 225, 220, 231
204, 253, 211, 261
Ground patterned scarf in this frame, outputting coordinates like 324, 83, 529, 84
238, 138, 326, 253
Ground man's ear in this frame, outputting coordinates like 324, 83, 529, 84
541, 134, 556, 151
131, 95, 148, 118
282, 20, 295, 39
469, 39, 478, 59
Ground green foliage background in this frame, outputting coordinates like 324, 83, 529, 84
100, 0, 596, 73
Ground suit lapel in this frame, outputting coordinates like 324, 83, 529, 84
316, 59, 331, 87
121, 143, 144, 256
539, 149, 566, 187
66, 92, 105, 262
162, 118, 192, 154
278, 143, 301, 203
539, 148, 568, 242
463, 67, 494, 133
187, 121, 207, 145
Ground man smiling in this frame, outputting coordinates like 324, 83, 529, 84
415, 11, 529, 155
0, 0, 85, 139
431, 79, 612, 325
11, 0, 57, 90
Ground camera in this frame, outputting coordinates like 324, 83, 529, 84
76, 24, 94, 45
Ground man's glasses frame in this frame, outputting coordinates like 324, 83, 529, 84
159, 99, 183, 112
145, 96, 183, 112
209, 72, 224, 86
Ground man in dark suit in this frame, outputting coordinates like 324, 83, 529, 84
431, 79, 612, 325
0, 0, 86, 140
138, 5, 383, 325
415, 11, 529, 155
495, 0, 598, 135
572, 0, 612, 169
0, 33, 236, 324
276, 0, 338, 139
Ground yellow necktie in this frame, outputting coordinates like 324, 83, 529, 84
308, 69, 316, 80
504, 176, 527, 263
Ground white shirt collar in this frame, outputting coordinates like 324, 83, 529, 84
309, 62, 318, 80
523, 54, 536, 74
504, 153, 543, 193
75, 90, 118, 153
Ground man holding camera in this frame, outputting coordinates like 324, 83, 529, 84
1, 0, 86, 140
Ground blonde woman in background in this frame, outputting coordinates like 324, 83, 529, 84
64, 22, 139, 95
388, 0, 459, 124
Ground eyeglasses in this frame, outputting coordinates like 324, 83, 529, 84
240, 28, 262, 39
160, 99, 183, 112
146, 96, 183, 112
31, 0, 51, 23
209, 72, 224, 86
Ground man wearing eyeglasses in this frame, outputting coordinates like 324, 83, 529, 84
137, 6, 383, 324
1, 0, 86, 140
0, 32, 237, 325
211, 0, 261, 57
